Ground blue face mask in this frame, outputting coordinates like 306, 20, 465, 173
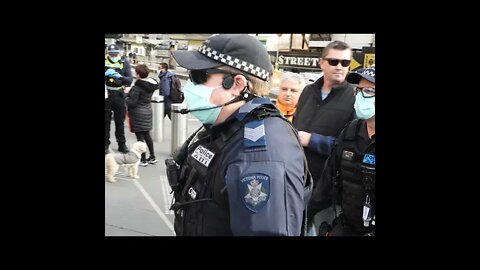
109, 56, 120, 62
354, 92, 375, 119
183, 80, 223, 125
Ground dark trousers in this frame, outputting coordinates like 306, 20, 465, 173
105, 92, 127, 147
164, 108, 171, 120
329, 218, 372, 236
135, 131, 155, 161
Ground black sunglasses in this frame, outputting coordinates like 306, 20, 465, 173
355, 86, 375, 98
324, 58, 351, 67
189, 68, 233, 85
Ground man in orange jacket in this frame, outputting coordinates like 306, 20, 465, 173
275, 72, 305, 122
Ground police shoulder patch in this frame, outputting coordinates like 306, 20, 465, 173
239, 173, 270, 212
244, 119, 266, 150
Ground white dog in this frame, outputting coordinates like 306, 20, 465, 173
105, 141, 148, 183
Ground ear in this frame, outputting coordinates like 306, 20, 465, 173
319, 58, 326, 70
230, 75, 248, 95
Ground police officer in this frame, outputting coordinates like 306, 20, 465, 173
308, 65, 376, 236
167, 34, 310, 236
105, 44, 133, 154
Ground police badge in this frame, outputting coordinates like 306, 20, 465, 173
240, 173, 270, 212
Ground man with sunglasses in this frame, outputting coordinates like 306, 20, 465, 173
167, 34, 309, 236
308, 65, 376, 236
293, 41, 356, 188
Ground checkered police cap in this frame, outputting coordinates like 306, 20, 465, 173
347, 65, 375, 84
172, 34, 272, 81
107, 44, 120, 54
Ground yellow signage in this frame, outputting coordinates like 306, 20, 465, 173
350, 57, 361, 71
364, 54, 375, 68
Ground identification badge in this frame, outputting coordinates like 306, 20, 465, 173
363, 154, 375, 165
342, 150, 354, 161
191, 145, 215, 167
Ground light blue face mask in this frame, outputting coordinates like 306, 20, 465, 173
354, 92, 375, 119
183, 80, 223, 125
109, 56, 120, 62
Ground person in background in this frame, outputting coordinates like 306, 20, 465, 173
105, 44, 133, 154
275, 72, 305, 122
292, 41, 356, 187
308, 65, 376, 236
158, 63, 175, 120
125, 64, 159, 167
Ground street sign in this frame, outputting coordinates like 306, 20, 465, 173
272, 51, 321, 71
350, 57, 361, 71
364, 53, 375, 68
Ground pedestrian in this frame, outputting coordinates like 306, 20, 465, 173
125, 64, 159, 167
158, 63, 175, 119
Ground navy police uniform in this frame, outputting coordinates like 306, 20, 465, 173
105, 44, 133, 152
308, 66, 376, 236
167, 34, 311, 236
169, 97, 307, 236
308, 118, 375, 236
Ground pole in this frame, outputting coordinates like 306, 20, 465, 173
152, 95, 164, 143
171, 103, 188, 155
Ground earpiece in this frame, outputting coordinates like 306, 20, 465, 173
222, 76, 235, 89
222, 75, 247, 89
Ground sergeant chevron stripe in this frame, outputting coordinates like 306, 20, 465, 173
244, 125, 265, 142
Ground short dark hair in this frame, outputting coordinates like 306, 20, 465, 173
159, 63, 169, 71
135, 64, 150, 78
321, 41, 351, 58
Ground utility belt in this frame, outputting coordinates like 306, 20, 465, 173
106, 86, 123, 91
105, 76, 123, 89
107, 89, 125, 98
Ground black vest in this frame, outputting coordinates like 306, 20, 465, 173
293, 79, 355, 184
170, 104, 311, 236
334, 119, 375, 235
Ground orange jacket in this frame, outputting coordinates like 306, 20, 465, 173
275, 100, 296, 122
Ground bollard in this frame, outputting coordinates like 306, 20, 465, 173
152, 95, 164, 143
171, 103, 188, 155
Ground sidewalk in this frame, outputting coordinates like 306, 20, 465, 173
105, 110, 202, 236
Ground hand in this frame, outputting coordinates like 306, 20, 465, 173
298, 131, 312, 147
105, 68, 116, 77
111, 72, 122, 78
